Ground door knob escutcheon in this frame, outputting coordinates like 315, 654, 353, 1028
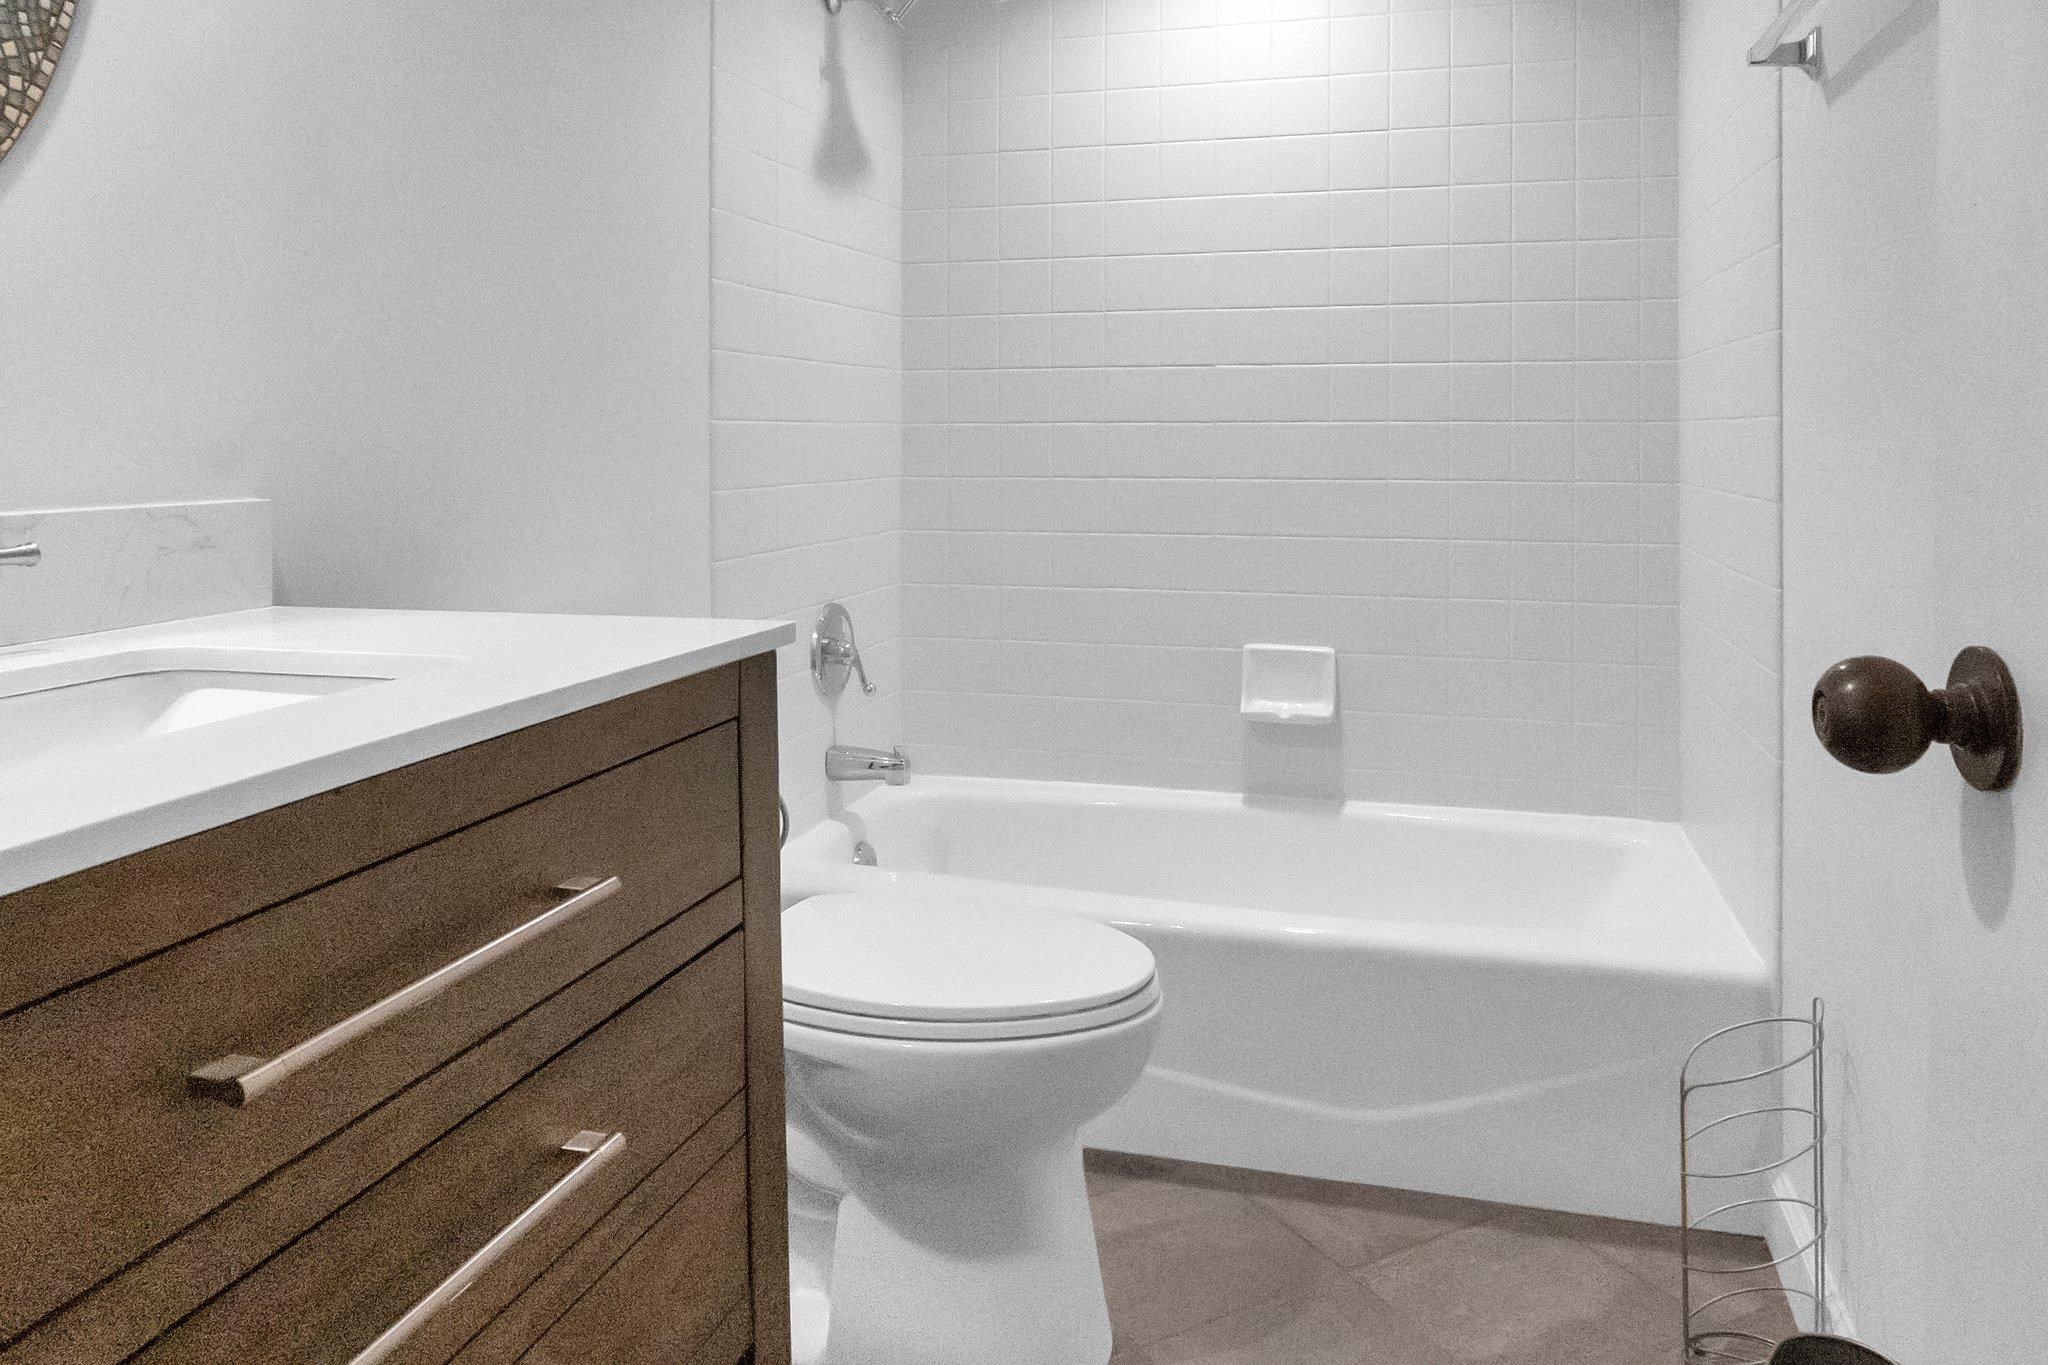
1811, 647, 2022, 792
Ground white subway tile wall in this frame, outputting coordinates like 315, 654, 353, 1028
900, 0, 1682, 818
1677, 0, 1781, 954
710, 0, 906, 831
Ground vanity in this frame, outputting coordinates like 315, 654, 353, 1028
0, 605, 795, 1365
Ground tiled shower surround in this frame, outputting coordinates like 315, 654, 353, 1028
1676, 0, 1782, 954
898, 0, 1683, 817
709, 0, 906, 831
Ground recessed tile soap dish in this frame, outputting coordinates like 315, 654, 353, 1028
1240, 644, 1336, 726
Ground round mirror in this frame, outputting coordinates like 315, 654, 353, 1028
1, 0, 77, 162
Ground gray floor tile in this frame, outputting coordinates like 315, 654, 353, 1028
1353, 1208, 1687, 1362
1088, 1155, 1798, 1365
1248, 1176, 1506, 1270
1139, 1281, 1457, 1365
1091, 1164, 1358, 1349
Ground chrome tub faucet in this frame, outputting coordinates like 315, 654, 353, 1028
826, 745, 910, 785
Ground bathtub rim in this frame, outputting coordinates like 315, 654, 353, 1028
787, 774, 1771, 988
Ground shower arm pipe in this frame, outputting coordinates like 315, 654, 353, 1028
822, 0, 923, 25
1748, 0, 1822, 75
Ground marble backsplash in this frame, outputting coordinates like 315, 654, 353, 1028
0, 499, 272, 647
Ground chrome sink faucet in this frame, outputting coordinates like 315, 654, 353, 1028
0, 543, 41, 568
826, 744, 910, 785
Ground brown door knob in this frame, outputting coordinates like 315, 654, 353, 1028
1811, 646, 2022, 792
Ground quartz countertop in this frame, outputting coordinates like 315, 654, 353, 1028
0, 607, 794, 897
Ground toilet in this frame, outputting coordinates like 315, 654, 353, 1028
781, 890, 1162, 1365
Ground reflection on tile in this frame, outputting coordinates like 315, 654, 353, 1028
1357, 1209, 1682, 1361
1091, 1157, 1358, 1349
1249, 1174, 1505, 1269
1542, 1205, 1799, 1347
1560, 1205, 1779, 1299
1097, 1196, 1361, 1350
1088, 1150, 1799, 1365
1143, 1282, 1454, 1365
1089, 1151, 1261, 1240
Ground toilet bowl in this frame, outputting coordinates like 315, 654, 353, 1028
781, 890, 1162, 1365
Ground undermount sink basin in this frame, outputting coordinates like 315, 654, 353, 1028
0, 647, 451, 772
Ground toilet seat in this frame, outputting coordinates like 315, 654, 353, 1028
782, 891, 1159, 1042
784, 982, 1160, 1041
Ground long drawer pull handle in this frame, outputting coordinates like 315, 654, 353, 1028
188, 876, 624, 1106
348, 1129, 627, 1365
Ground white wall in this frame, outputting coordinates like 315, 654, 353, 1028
1676, 0, 1780, 956
2, 3, 269, 511
1781, 2, 2048, 1357
710, 0, 906, 831
2, 0, 714, 617
1779, 2, 1940, 1344
898, 0, 1683, 819
4, 0, 908, 829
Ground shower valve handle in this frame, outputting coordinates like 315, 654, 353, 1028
812, 602, 879, 700
819, 636, 875, 695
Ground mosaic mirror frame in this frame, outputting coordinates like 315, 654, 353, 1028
1, 0, 77, 162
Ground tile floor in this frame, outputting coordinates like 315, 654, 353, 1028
1087, 1151, 1798, 1365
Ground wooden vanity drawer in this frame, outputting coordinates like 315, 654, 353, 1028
451, 1107, 751, 1365
456, 1113, 753, 1365
6, 890, 744, 1365
131, 932, 750, 1365
521, 1144, 752, 1365
0, 666, 740, 1017
0, 725, 740, 1344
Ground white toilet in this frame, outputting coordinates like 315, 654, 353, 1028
781, 890, 1162, 1365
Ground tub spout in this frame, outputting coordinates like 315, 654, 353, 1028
826, 744, 910, 785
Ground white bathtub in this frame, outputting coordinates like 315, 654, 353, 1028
783, 776, 1770, 1225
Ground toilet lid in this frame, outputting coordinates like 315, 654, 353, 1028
782, 891, 1157, 1024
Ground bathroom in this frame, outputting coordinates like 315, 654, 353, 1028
0, 0, 2037, 1362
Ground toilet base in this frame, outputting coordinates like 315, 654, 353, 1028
790, 1283, 832, 1365
790, 1141, 1114, 1365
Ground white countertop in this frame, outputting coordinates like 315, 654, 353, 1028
0, 607, 794, 898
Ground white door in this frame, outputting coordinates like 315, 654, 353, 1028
1782, 2, 2048, 1358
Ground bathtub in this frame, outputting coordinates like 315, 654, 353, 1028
782, 776, 1770, 1226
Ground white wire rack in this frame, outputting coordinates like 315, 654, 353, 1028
1680, 999, 1828, 1365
